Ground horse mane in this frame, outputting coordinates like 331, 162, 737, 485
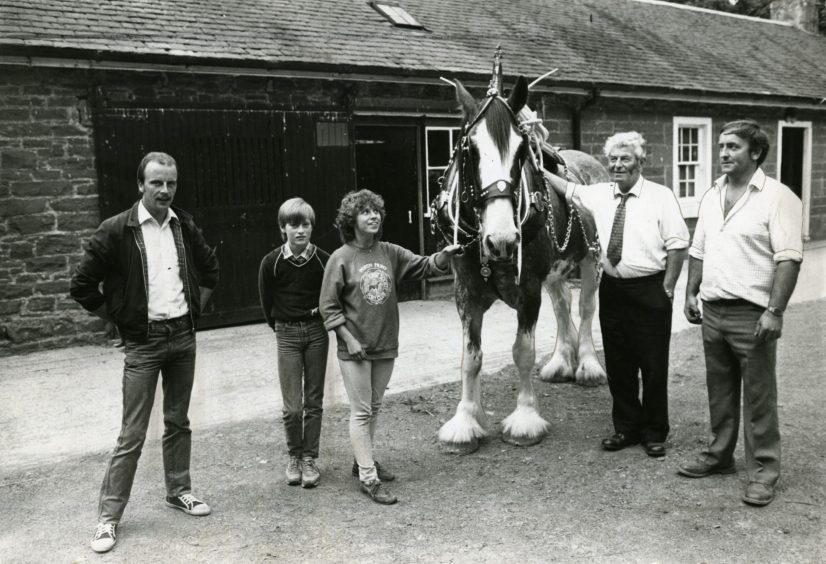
481, 100, 516, 157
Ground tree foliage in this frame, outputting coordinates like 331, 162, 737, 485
660, 0, 825, 34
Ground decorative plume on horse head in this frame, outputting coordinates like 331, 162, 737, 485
431, 47, 609, 454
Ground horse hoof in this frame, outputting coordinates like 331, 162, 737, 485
439, 438, 480, 455
537, 368, 573, 383
501, 430, 545, 447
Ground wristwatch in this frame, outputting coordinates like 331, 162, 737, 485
766, 306, 784, 317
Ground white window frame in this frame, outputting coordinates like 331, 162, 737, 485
672, 117, 713, 218
776, 120, 812, 241
424, 126, 460, 217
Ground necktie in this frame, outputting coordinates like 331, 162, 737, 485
606, 193, 631, 267
292, 256, 306, 265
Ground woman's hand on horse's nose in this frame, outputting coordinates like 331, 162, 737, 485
443, 244, 463, 256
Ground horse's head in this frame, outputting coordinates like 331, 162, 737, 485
454, 75, 529, 263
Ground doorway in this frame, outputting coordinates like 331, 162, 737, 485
354, 124, 423, 300
777, 120, 812, 239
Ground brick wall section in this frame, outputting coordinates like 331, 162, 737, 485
2, 66, 825, 354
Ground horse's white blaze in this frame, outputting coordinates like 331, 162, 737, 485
472, 118, 522, 187
473, 118, 521, 256
481, 198, 518, 238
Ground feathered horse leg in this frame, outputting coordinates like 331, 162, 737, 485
575, 256, 606, 385
438, 279, 491, 454
501, 291, 550, 445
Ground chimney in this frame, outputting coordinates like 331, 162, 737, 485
770, 0, 819, 33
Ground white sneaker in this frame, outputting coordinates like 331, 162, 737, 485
90, 522, 117, 553
165, 493, 211, 516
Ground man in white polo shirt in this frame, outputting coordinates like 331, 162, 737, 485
545, 131, 689, 458
678, 120, 803, 507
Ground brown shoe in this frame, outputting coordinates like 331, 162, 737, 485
743, 482, 774, 506
677, 459, 736, 478
351, 460, 396, 482
360, 480, 398, 505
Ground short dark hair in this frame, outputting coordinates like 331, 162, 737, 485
137, 152, 176, 183
335, 189, 385, 243
720, 120, 770, 166
277, 197, 316, 242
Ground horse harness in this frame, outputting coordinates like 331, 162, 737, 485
430, 89, 599, 281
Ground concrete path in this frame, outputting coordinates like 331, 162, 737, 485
2, 247, 824, 471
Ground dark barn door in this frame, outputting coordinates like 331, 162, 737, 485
95, 108, 353, 328
354, 124, 422, 300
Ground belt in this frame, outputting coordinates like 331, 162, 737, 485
148, 314, 191, 327
601, 271, 665, 284
275, 317, 323, 326
703, 298, 757, 307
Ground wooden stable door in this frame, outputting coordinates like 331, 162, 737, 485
354, 124, 423, 300
94, 108, 353, 328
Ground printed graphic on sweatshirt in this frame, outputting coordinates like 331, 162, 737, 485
359, 263, 392, 305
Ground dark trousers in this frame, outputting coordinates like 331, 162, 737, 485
274, 318, 329, 459
98, 316, 196, 524
700, 299, 780, 485
599, 272, 673, 443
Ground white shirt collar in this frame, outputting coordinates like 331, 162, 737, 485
612, 175, 644, 198
138, 201, 177, 227
713, 167, 767, 192
283, 243, 314, 260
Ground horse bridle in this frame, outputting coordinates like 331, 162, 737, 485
430, 88, 552, 282
456, 91, 531, 208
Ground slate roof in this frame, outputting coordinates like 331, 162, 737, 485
2, 0, 825, 103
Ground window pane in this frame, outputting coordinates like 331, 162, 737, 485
427, 130, 451, 168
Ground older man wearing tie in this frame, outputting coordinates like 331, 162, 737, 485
545, 132, 689, 457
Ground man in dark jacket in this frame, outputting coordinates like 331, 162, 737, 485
71, 152, 219, 553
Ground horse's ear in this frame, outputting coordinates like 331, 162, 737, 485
454, 79, 478, 118
507, 76, 528, 114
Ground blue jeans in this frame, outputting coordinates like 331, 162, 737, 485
98, 316, 197, 524
701, 299, 780, 485
274, 318, 329, 459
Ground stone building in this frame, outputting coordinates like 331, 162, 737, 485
1, 0, 825, 353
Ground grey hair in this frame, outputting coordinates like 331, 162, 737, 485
603, 131, 647, 161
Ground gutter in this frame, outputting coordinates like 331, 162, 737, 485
571, 88, 599, 151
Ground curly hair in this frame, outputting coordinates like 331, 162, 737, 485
603, 131, 647, 162
335, 189, 385, 243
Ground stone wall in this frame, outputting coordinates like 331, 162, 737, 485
0, 70, 106, 353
